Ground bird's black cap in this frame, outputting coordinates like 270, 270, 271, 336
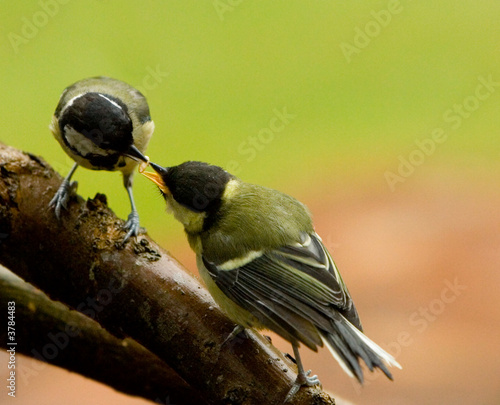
59, 92, 133, 152
152, 161, 232, 214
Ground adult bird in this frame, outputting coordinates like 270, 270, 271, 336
49, 76, 154, 241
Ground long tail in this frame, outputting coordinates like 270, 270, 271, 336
322, 314, 402, 383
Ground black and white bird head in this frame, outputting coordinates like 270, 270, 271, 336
141, 161, 235, 234
50, 77, 151, 172
143, 161, 233, 213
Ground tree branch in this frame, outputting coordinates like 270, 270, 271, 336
0, 143, 335, 405
0, 265, 206, 405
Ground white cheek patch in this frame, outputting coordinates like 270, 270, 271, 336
167, 196, 206, 233
165, 203, 173, 214
64, 125, 109, 157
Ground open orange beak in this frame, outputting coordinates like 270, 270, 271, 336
141, 171, 169, 194
141, 162, 170, 195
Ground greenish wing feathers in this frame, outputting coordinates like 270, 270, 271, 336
202, 232, 361, 350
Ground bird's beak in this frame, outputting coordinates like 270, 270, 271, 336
124, 145, 149, 163
141, 162, 170, 195
149, 161, 168, 175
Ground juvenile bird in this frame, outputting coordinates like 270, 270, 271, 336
142, 161, 401, 399
49, 76, 154, 241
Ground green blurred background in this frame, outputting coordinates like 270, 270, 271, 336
1, 1, 499, 404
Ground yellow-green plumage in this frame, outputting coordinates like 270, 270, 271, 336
196, 254, 262, 329
175, 177, 315, 329
143, 161, 401, 397
200, 179, 314, 263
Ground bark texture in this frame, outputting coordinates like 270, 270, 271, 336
0, 266, 206, 405
0, 143, 335, 405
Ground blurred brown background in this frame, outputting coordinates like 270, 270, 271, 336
2, 163, 499, 404
1, 1, 500, 404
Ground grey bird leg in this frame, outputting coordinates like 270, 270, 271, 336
284, 343, 321, 402
49, 162, 79, 219
122, 173, 141, 242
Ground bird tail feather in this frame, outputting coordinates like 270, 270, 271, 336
321, 314, 402, 383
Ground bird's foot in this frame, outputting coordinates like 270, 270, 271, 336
284, 370, 321, 402
222, 325, 247, 347
122, 211, 141, 243
49, 179, 78, 219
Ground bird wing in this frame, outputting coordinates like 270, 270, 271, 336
202, 232, 361, 350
